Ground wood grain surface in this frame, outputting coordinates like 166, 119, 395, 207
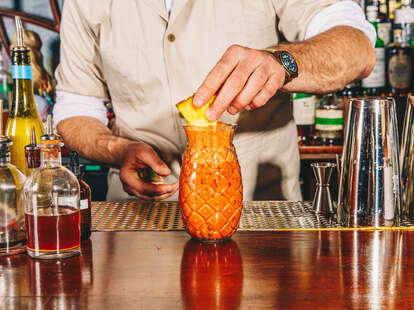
1, 230, 414, 309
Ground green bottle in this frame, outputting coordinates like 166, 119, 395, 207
362, 5, 386, 96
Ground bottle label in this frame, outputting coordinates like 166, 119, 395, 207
292, 95, 315, 125
0, 83, 11, 93
80, 199, 89, 210
388, 52, 411, 89
378, 23, 391, 45
12, 65, 32, 80
315, 109, 344, 131
362, 48, 385, 88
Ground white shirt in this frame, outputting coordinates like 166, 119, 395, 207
54, 0, 376, 127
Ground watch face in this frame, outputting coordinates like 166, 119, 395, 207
280, 51, 298, 75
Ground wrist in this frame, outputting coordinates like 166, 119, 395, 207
262, 48, 299, 85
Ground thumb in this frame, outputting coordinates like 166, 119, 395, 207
139, 147, 171, 177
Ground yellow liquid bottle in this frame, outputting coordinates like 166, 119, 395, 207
6, 20, 44, 173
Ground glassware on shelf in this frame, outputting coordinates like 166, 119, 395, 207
0, 136, 26, 255
21, 116, 80, 259
179, 122, 243, 241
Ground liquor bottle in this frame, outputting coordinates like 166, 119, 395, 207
363, 5, 387, 96
0, 44, 11, 111
315, 94, 344, 146
0, 135, 26, 255
70, 151, 91, 241
386, 28, 412, 94
24, 126, 40, 176
388, 0, 402, 21
5, 17, 44, 174
292, 93, 316, 146
21, 115, 80, 259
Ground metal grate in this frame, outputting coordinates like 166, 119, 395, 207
91, 201, 414, 231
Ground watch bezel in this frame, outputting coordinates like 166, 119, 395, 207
275, 50, 298, 80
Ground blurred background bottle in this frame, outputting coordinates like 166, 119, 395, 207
315, 94, 344, 146
0, 43, 12, 111
292, 93, 316, 146
363, 4, 386, 96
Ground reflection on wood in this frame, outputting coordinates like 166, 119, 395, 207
1, 231, 414, 309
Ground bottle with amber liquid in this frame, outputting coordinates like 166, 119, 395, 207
22, 115, 80, 259
70, 151, 91, 240
5, 17, 44, 173
24, 126, 40, 176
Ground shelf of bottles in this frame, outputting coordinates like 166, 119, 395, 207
294, 0, 414, 157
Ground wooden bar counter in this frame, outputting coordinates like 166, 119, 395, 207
1, 229, 414, 309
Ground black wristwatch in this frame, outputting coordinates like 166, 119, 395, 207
264, 49, 299, 85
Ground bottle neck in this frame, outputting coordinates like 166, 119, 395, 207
10, 48, 36, 118
40, 146, 62, 167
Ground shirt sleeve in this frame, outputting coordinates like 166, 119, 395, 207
54, 0, 109, 126
305, 0, 376, 46
53, 91, 108, 126
272, 0, 342, 42
55, 0, 108, 99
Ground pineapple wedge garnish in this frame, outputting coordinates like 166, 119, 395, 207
176, 95, 217, 127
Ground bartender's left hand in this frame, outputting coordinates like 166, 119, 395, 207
193, 45, 285, 121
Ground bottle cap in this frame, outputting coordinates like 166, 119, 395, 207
39, 114, 63, 147
24, 126, 39, 151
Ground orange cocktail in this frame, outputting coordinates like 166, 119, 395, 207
179, 122, 243, 240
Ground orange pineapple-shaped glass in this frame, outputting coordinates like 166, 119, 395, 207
179, 122, 243, 240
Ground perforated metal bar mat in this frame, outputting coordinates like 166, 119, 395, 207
91, 201, 414, 231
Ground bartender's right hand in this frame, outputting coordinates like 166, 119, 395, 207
119, 142, 179, 201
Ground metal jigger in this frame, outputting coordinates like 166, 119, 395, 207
311, 162, 336, 215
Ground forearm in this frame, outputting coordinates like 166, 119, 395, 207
57, 116, 135, 166
279, 26, 376, 94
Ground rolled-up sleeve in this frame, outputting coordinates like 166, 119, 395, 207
272, 0, 342, 42
54, 0, 108, 125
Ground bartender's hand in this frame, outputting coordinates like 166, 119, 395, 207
193, 45, 285, 121
119, 141, 179, 201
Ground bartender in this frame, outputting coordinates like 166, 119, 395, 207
54, 0, 375, 201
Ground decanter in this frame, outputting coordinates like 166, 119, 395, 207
0, 136, 26, 255
21, 115, 80, 259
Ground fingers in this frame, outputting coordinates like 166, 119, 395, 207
250, 74, 283, 109
195, 45, 285, 120
124, 143, 171, 177
121, 171, 179, 201
227, 66, 268, 115
207, 55, 260, 120
193, 45, 242, 107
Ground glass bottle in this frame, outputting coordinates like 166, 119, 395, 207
24, 126, 40, 176
292, 93, 316, 146
179, 122, 243, 240
0, 44, 12, 111
70, 151, 91, 241
5, 17, 44, 174
315, 94, 344, 146
0, 136, 26, 255
362, 5, 386, 96
386, 28, 412, 95
22, 116, 80, 259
